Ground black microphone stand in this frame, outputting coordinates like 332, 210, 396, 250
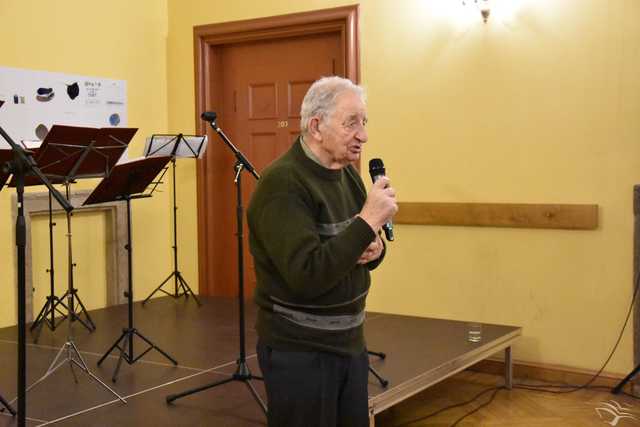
0, 126, 73, 427
87, 156, 177, 382
166, 114, 266, 414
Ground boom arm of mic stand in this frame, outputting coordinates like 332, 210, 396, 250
0, 126, 73, 213
207, 121, 260, 181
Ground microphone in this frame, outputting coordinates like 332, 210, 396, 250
368, 158, 394, 241
201, 111, 217, 122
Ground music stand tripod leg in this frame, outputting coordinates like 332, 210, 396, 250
64, 341, 126, 403
167, 376, 234, 403
0, 393, 16, 416
68, 288, 96, 331
167, 360, 267, 414
15, 339, 126, 410
31, 297, 54, 331
368, 350, 389, 388
24, 299, 127, 403
112, 334, 130, 383
31, 295, 69, 333
245, 379, 268, 412
176, 272, 201, 305
61, 182, 97, 333
142, 271, 175, 303
133, 330, 178, 365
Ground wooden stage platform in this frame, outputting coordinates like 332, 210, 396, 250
0, 296, 520, 426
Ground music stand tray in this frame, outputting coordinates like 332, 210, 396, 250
141, 134, 207, 306
85, 156, 179, 382
18, 125, 137, 185
143, 134, 207, 159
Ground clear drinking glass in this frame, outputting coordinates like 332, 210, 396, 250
467, 322, 483, 343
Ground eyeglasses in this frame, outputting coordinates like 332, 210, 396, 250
341, 117, 368, 132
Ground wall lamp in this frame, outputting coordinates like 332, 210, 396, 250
462, 0, 491, 23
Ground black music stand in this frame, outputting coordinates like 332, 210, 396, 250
142, 134, 207, 306
13, 126, 132, 408
166, 113, 266, 414
23, 125, 136, 334
0, 129, 73, 427
30, 190, 69, 333
87, 156, 179, 382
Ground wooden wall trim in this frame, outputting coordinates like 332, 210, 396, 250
194, 5, 358, 42
395, 202, 598, 230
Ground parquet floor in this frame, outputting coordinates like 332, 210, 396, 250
376, 371, 640, 426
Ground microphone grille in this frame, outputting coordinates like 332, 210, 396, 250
368, 158, 385, 181
369, 158, 384, 168
201, 111, 217, 122
369, 158, 384, 172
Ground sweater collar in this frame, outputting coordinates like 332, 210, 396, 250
293, 136, 343, 181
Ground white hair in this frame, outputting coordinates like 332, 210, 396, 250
300, 76, 365, 135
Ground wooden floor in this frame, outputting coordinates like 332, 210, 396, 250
0, 296, 631, 426
376, 370, 640, 426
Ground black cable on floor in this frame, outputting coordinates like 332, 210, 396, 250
450, 386, 504, 427
392, 385, 503, 427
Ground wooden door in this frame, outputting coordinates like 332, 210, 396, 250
195, 6, 360, 299
204, 32, 344, 298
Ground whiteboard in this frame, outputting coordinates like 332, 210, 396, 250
0, 66, 127, 148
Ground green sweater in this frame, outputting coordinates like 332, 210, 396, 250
247, 138, 385, 356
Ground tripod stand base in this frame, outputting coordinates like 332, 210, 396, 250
98, 328, 178, 383
38, 287, 96, 334
30, 295, 69, 332
0, 393, 16, 416
19, 340, 126, 404
166, 359, 267, 413
142, 270, 201, 306
368, 350, 389, 388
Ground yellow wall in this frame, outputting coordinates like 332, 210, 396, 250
31, 212, 108, 314
0, 0, 171, 327
1, 0, 639, 377
166, 0, 640, 375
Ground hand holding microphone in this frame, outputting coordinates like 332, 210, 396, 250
359, 158, 397, 241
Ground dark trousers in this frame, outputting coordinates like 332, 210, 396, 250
257, 342, 369, 427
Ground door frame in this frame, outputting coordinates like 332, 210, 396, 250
194, 5, 361, 295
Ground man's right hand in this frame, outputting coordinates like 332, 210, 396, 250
359, 176, 398, 233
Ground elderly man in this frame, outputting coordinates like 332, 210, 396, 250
247, 76, 397, 427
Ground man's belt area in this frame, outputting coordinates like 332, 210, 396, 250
272, 303, 365, 331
